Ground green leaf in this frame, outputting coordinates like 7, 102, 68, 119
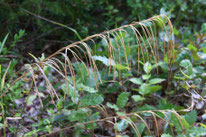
27, 93, 37, 106
144, 62, 152, 74
129, 78, 142, 85
116, 119, 128, 132
158, 99, 184, 110
170, 113, 182, 133
115, 64, 130, 70
80, 93, 104, 107
57, 98, 63, 110
200, 123, 206, 128
161, 134, 172, 137
106, 102, 119, 111
142, 74, 151, 80
148, 78, 165, 85
179, 59, 193, 76
138, 105, 156, 111
184, 110, 197, 126
139, 83, 150, 95
191, 50, 200, 61
150, 85, 162, 93
181, 117, 190, 130
137, 122, 145, 135
188, 127, 206, 136
80, 84, 98, 93
117, 92, 130, 108
68, 108, 88, 122
132, 95, 145, 102
92, 55, 115, 66
0, 33, 9, 54
1, 61, 11, 91
187, 43, 197, 52
61, 83, 79, 103
53, 110, 70, 122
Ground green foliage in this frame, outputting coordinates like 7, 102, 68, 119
1, 1, 206, 136
184, 110, 197, 126
117, 92, 130, 109
80, 93, 104, 107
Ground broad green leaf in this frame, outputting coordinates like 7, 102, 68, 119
179, 59, 193, 76
188, 127, 206, 136
73, 62, 99, 87
142, 74, 151, 80
139, 83, 150, 95
80, 93, 104, 107
132, 95, 145, 102
53, 110, 70, 122
106, 102, 119, 111
150, 85, 162, 93
187, 43, 197, 52
92, 55, 115, 66
191, 50, 200, 61
170, 113, 182, 133
161, 134, 172, 137
143, 62, 152, 74
129, 78, 142, 85
80, 84, 98, 93
116, 119, 128, 132
158, 99, 184, 110
115, 64, 130, 70
57, 98, 63, 110
117, 92, 130, 108
116, 112, 126, 116
27, 93, 37, 106
176, 50, 191, 63
68, 108, 88, 122
138, 105, 156, 111
148, 78, 165, 85
61, 83, 79, 103
181, 117, 190, 130
137, 122, 146, 135
177, 134, 187, 137
184, 110, 197, 126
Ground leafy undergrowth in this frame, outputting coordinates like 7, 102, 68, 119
0, 15, 206, 137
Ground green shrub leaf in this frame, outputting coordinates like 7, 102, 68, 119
161, 134, 172, 137
184, 110, 197, 126
180, 59, 193, 76
129, 78, 142, 85
106, 102, 119, 111
144, 62, 152, 74
117, 92, 130, 108
139, 83, 150, 95
188, 127, 206, 136
116, 119, 128, 132
27, 93, 37, 106
148, 78, 165, 85
92, 55, 115, 66
115, 64, 130, 70
80, 93, 104, 107
80, 84, 98, 93
132, 95, 145, 102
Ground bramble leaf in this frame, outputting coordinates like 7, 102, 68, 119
129, 78, 142, 85
117, 92, 130, 108
149, 78, 165, 85
80, 93, 104, 107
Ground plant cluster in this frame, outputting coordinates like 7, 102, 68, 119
0, 14, 205, 137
